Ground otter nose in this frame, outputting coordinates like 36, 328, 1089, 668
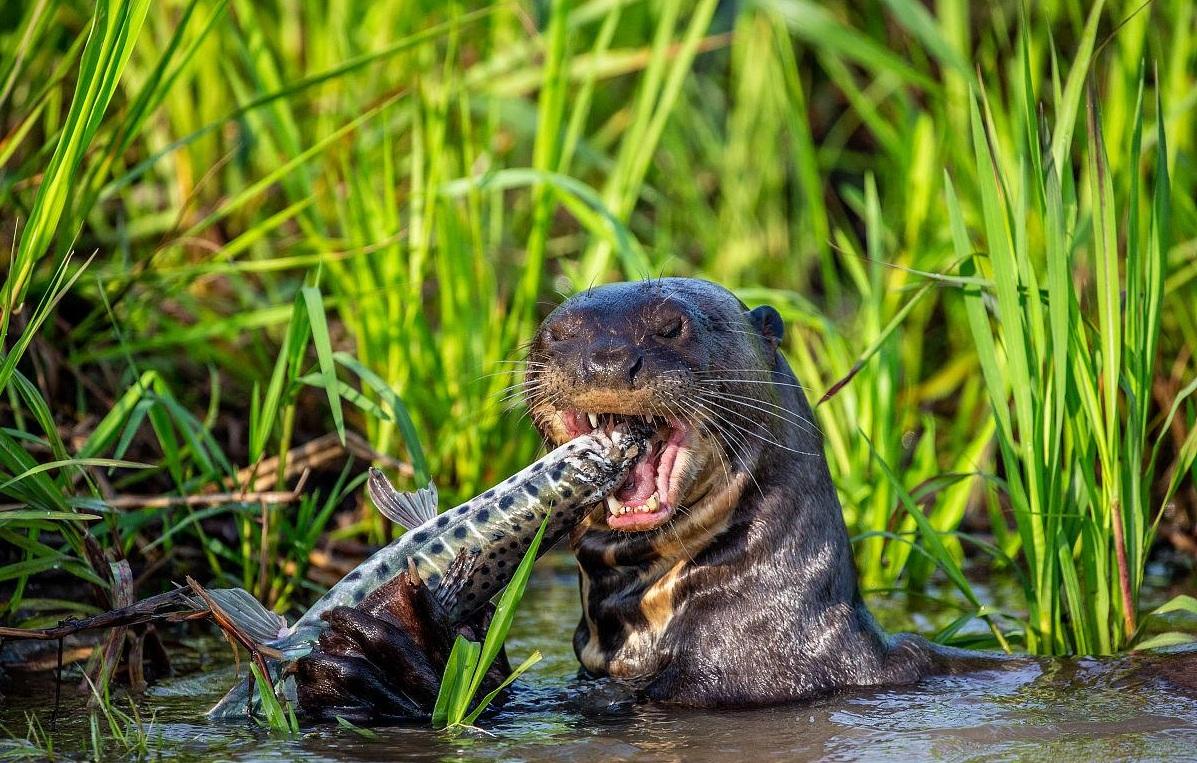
584, 337, 644, 387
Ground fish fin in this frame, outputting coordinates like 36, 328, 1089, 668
368, 467, 438, 528
434, 546, 480, 613
197, 587, 289, 647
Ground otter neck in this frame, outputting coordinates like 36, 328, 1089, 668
570, 370, 878, 681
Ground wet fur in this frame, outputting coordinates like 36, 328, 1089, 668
527, 278, 940, 706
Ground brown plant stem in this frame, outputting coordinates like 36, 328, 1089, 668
1111, 499, 1137, 639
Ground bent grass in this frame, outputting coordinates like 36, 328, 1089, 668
433, 515, 548, 730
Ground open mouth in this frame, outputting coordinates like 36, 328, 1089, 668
560, 410, 688, 531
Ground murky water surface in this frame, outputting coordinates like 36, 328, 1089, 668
3, 554, 1196, 761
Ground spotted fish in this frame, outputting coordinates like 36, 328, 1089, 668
206, 429, 645, 718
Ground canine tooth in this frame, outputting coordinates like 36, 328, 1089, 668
606, 495, 621, 514
588, 413, 599, 428
644, 492, 660, 512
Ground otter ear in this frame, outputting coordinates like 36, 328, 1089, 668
748, 305, 784, 351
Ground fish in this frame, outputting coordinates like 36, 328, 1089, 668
205, 427, 647, 718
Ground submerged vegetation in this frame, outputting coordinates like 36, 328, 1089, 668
1, 0, 1196, 741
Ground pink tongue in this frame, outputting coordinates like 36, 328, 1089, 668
614, 453, 657, 504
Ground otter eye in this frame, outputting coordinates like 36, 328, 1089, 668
656, 318, 683, 339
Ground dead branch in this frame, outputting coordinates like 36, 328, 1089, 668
0, 589, 205, 641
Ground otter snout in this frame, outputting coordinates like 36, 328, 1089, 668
582, 336, 644, 388
542, 309, 651, 391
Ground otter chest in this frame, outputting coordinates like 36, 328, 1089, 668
576, 559, 687, 679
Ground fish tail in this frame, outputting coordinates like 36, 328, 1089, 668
201, 587, 290, 646
197, 587, 307, 719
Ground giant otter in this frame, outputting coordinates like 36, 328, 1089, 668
294, 277, 948, 719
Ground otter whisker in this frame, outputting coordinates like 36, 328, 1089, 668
670, 397, 746, 483
690, 368, 801, 377
698, 386, 816, 424
641, 392, 732, 548
491, 375, 541, 392
671, 397, 738, 510
474, 380, 553, 416
682, 398, 766, 502
493, 379, 542, 404
650, 396, 700, 568
474, 367, 548, 384
492, 386, 543, 409
714, 327, 786, 339
696, 378, 813, 392
696, 388, 823, 440
693, 395, 777, 440
522, 390, 568, 431
691, 395, 819, 458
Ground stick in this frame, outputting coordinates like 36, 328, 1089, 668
0, 589, 203, 641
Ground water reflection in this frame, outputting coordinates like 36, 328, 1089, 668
2, 554, 1195, 762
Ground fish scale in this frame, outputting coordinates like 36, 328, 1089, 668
206, 429, 646, 718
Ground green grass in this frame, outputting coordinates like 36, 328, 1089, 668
250, 662, 299, 734
432, 514, 547, 730
0, 0, 1195, 734
939, 64, 1196, 653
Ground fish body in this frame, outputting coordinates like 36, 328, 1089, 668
283, 428, 644, 653
207, 429, 644, 718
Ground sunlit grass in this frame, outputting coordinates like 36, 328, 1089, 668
0, 0, 1193, 731
432, 515, 547, 730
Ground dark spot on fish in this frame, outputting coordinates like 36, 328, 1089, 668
476, 510, 490, 523
454, 526, 467, 539
429, 541, 444, 554
377, 561, 390, 576
499, 495, 514, 510
479, 565, 490, 576
522, 535, 533, 545
487, 551, 497, 559
560, 487, 573, 498
345, 570, 362, 583
483, 489, 495, 499
531, 462, 544, 472
352, 590, 365, 603
426, 573, 441, 588
436, 515, 449, 528
524, 483, 539, 497
497, 560, 507, 569
413, 530, 429, 544
551, 463, 566, 479
467, 592, 476, 601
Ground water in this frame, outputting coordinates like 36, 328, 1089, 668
3, 554, 1196, 761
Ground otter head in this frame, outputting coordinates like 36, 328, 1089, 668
525, 278, 789, 539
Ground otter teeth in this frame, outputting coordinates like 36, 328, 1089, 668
606, 491, 662, 516
588, 413, 599, 429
